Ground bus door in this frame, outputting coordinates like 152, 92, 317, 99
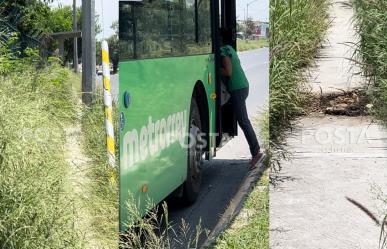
215, 0, 238, 147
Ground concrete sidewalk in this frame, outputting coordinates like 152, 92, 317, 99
309, 0, 365, 93
270, 1, 387, 248
270, 115, 387, 248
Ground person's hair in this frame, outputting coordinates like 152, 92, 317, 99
219, 27, 233, 45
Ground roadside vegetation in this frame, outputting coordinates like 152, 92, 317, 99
353, 1, 387, 247
0, 39, 119, 249
81, 96, 119, 248
1, 1, 120, 247
0, 43, 83, 248
237, 39, 268, 52
269, 0, 329, 170
353, 0, 387, 124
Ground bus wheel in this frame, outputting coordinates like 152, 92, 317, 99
183, 98, 203, 204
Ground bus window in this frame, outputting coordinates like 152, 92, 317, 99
197, 0, 212, 53
119, 0, 212, 61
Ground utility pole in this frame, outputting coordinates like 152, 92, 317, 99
81, 0, 96, 105
73, 0, 78, 73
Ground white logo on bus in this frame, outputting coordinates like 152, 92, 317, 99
122, 110, 188, 169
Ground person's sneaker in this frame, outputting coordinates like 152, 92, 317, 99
250, 151, 265, 170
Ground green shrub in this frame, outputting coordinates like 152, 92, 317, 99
269, 0, 329, 170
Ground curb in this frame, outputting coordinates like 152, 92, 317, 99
201, 162, 268, 248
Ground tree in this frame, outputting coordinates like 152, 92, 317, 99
237, 21, 243, 34
108, 21, 119, 73
1, 1, 102, 62
107, 35, 119, 74
245, 17, 256, 39
0, 0, 53, 52
96, 21, 119, 73
41, 5, 102, 63
0, 0, 53, 33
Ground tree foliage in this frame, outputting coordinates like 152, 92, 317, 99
0, 0, 52, 52
245, 17, 256, 38
1, 0, 102, 63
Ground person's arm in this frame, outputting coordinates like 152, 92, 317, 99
221, 56, 232, 77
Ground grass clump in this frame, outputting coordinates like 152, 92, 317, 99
269, 0, 329, 170
237, 39, 269, 52
0, 52, 82, 247
119, 196, 208, 249
353, 0, 387, 124
120, 199, 172, 249
214, 171, 269, 249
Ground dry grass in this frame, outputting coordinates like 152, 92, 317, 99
0, 52, 83, 248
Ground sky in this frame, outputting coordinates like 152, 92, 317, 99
53, 0, 269, 39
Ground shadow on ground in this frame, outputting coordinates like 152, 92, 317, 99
165, 158, 251, 249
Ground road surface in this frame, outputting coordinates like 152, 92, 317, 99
99, 48, 269, 247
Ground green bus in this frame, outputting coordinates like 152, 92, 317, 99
119, 0, 238, 232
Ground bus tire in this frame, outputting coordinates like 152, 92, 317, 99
182, 98, 203, 205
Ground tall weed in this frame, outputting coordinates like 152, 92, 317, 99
269, 0, 329, 170
353, 0, 387, 124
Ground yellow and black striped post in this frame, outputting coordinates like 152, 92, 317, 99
102, 40, 115, 168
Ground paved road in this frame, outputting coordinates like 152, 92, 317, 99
101, 48, 269, 247
168, 48, 269, 247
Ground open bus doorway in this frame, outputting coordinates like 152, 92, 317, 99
215, 0, 238, 147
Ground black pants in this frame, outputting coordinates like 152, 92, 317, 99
230, 87, 260, 157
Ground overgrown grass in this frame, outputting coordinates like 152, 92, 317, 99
269, 0, 329, 170
81, 96, 119, 248
353, 2, 387, 247
0, 54, 83, 247
353, 0, 387, 124
214, 171, 269, 249
237, 39, 269, 52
